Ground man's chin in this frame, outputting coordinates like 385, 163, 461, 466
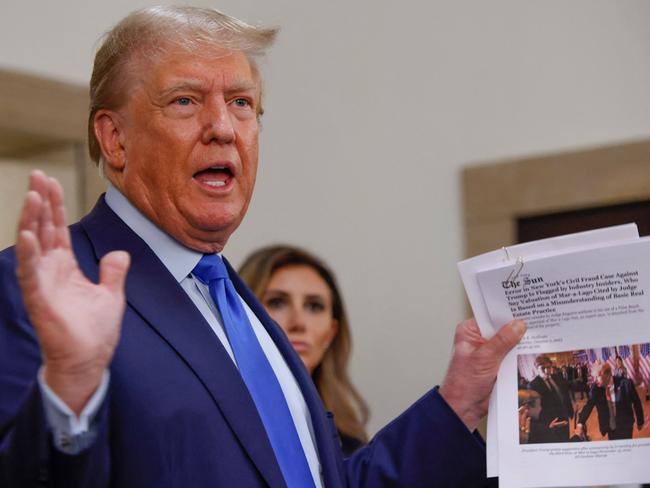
181, 221, 241, 253
176, 233, 228, 254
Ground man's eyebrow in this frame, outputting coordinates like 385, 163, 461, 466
158, 79, 259, 98
159, 80, 207, 98
224, 80, 259, 95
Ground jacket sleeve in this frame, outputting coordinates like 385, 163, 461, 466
343, 388, 489, 487
578, 386, 596, 426
0, 250, 111, 488
629, 381, 644, 428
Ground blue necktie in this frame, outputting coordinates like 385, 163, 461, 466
193, 255, 315, 488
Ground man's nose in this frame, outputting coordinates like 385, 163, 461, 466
201, 99, 235, 144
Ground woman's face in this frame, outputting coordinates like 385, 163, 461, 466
262, 264, 339, 374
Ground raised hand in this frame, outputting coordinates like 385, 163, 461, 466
518, 405, 531, 443
15, 170, 130, 415
439, 318, 526, 431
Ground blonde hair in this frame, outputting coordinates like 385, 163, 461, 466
88, 5, 278, 163
239, 245, 370, 444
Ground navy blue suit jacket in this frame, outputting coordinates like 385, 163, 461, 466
0, 196, 488, 487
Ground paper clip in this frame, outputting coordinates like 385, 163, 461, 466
505, 256, 524, 283
502, 246, 511, 262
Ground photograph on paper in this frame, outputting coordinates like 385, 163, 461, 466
473, 237, 650, 487
517, 344, 649, 445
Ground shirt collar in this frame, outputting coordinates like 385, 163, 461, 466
105, 185, 204, 282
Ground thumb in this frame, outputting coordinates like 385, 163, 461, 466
100, 251, 130, 294
482, 319, 526, 360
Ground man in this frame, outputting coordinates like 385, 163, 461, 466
0, 6, 525, 487
560, 364, 575, 402
578, 362, 644, 440
529, 354, 574, 442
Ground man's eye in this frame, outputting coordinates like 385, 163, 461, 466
233, 98, 250, 108
175, 97, 192, 106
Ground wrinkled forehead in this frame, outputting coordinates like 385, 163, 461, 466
134, 41, 259, 80
116, 41, 261, 107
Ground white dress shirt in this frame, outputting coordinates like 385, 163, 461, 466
38, 186, 323, 487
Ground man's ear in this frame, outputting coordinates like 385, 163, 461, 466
94, 110, 126, 172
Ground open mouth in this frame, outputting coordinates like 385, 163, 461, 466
194, 165, 233, 188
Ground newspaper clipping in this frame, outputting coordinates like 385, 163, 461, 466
477, 237, 650, 487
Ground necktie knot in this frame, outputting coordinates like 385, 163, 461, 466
193, 254, 229, 284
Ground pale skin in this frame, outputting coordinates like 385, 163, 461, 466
17, 47, 262, 415
16, 171, 129, 414
14, 46, 526, 428
262, 264, 339, 374
439, 318, 526, 431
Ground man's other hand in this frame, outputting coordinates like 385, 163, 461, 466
439, 318, 526, 431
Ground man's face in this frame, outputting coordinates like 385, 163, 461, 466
537, 361, 552, 379
106, 48, 261, 252
596, 368, 612, 387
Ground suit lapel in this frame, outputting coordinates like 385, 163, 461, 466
79, 197, 286, 488
228, 260, 345, 487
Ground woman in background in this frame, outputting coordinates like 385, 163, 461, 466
239, 245, 369, 455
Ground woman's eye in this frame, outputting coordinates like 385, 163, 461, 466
305, 301, 325, 313
265, 297, 286, 310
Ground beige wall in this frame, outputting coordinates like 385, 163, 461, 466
0, 146, 81, 249
2, 1, 650, 435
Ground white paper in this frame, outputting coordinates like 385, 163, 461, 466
478, 238, 650, 487
457, 224, 639, 476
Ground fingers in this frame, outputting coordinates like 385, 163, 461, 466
38, 188, 55, 251
454, 318, 487, 348
481, 319, 526, 360
29, 170, 50, 198
549, 417, 568, 428
18, 171, 69, 253
32, 171, 56, 251
15, 229, 42, 297
49, 177, 72, 249
99, 251, 130, 295
17, 190, 42, 237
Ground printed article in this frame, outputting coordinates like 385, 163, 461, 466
477, 237, 650, 488
457, 224, 640, 476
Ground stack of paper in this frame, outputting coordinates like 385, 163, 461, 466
459, 224, 650, 487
